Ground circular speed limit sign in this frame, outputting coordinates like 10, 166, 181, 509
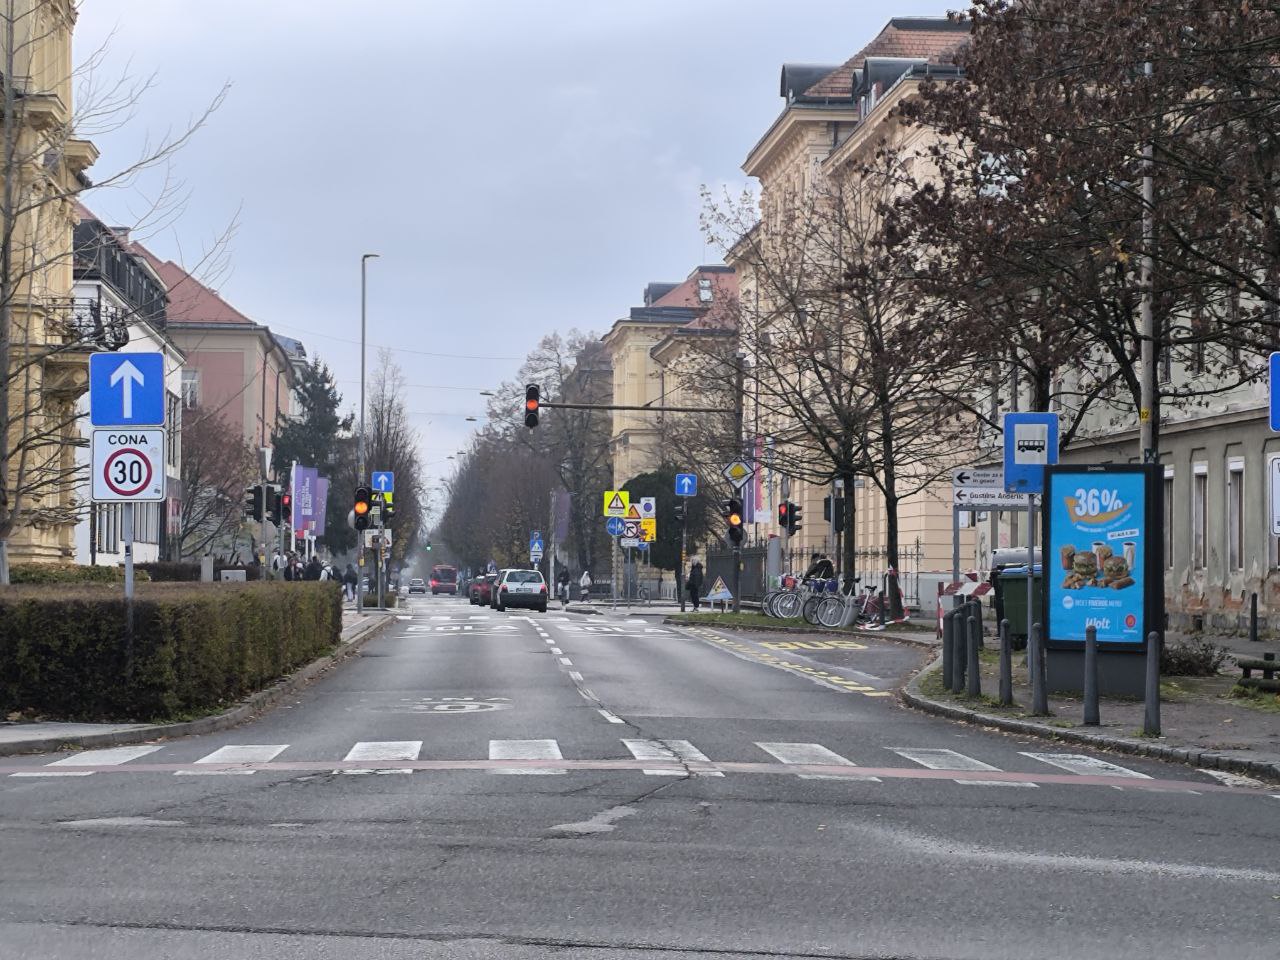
91, 429, 165, 502
103, 447, 153, 497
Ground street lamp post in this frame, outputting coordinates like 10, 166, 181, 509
357, 253, 379, 615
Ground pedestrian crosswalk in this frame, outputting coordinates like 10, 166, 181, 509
0, 738, 1204, 790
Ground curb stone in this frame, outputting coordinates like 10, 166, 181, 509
901, 654, 1280, 785
662, 617, 938, 648
0, 613, 398, 757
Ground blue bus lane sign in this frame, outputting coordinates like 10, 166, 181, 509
1044, 466, 1153, 648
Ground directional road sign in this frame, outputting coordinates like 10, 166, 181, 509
91, 429, 166, 502
1003, 412, 1059, 494
721, 461, 754, 489
89, 352, 165, 426
952, 465, 1024, 509
603, 490, 629, 517
1270, 353, 1280, 432
371, 470, 395, 493
675, 473, 698, 497
605, 516, 626, 537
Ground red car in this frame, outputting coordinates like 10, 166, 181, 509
430, 564, 458, 596
470, 573, 498, 606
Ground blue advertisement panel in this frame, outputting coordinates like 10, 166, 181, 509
1045, 468, 1148, 646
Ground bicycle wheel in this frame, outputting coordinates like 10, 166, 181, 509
773, 591, 801, 619
802, 595, 824, 625
637, 587, 650, 605
817, 596, 847, 629
761, 590, 780, 617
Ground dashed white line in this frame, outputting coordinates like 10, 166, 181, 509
176, 744, 287, 776
568, 671, 584, 683
550, 647, 563, 655
559, 657, 573, 666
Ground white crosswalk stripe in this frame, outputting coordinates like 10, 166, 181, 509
755, 742, 879, 781
890, 747, 1037, 787
489, 739, 565, 775
1021, 753, 1151, 779
177, 744, 288, 776
621, 739, 723, 776
12, 745, 163, 777
338, 741, 423, 775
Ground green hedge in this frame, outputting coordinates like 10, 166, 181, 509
134, 562, 254, 582
0, 581, 343, 722
9, 563, 142, 584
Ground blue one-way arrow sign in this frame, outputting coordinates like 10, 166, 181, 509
675, 473, 698, 497
371, 471, 395, 493
89, 352, 165, 427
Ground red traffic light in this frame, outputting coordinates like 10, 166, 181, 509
524, 383, 540, 428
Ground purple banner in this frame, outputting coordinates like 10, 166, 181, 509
313, 477, 329, 534
291, 465, 319, 530
553, 491, 572, 541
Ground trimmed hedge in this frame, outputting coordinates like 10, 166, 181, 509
9, 563, 139, 584
134, 562, 254, 582
0, 581, 343, 721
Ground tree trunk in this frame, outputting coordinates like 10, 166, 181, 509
878, 398, 905, 620
840, 471, 856, 589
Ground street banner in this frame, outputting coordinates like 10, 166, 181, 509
1043, 464, 1162, 650
291, 465, 319, 530
313, 477, 329, 534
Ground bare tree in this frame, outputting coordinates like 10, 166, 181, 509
0, 0, 228, 582
173, 405, 254, 560
362, 350, 426, 565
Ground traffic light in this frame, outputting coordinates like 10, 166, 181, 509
354, 486, 372, 531
784, 500, 802, 534
674, 502, 686, 523
524, 383, 540, 428
822, 496, 843, 528
244, 484, 262, 522
725, 496, 744, 546
425, 539, 432, 551
280, 489, 292, 525
778, 501, 790, 529
383, 497, 395, 525
264, 484, 281, 525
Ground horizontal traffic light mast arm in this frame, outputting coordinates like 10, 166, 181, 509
539, 401, 735, 414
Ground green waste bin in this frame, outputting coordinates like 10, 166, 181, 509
996, 566, 1042, 643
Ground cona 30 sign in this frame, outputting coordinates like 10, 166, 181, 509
91, 429, 165, 502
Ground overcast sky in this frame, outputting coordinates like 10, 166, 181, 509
75, 0, 953, 509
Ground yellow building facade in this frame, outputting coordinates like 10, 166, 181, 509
1, 0, 99, 567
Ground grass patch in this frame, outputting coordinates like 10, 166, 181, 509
1227, 685, 1280, 713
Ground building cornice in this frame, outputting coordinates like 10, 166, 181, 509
743, 102, 861, 180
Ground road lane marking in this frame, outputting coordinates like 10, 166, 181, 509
891, 748, 1037, 787
338, 741, 422, 775
550, 647, 563, 654
568, 671, 585, 683
177, 744, 288, 776
12, 745, 162, 777
621, 739, 722, 776
489, 739, 565, 775
1021, 753, 1151, 779
558, 657, 573, 666
597, 709, 625, 724
755, 742, 879, 781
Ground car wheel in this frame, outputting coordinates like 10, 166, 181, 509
496, 599, 505, 612
537, 604, 547, 614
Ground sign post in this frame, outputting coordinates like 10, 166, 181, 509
89, 352, 168, 673
1004, 413, 1059, 710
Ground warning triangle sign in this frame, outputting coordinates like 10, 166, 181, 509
608, 493, 625, 509
704, 576, 733, 601
626, 504, 642, 519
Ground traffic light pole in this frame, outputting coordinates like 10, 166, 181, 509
677, 507, 687, 612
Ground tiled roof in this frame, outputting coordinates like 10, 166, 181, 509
652, 266, 738, 309
804, 17, 967, 99
130, 243, 257, 327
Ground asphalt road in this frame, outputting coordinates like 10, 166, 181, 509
2, 594, 1278, 960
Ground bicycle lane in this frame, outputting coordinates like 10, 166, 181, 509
668, 621, 933, 698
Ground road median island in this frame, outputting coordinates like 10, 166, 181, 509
0, 581, 353, 726
903, 650, 1280, 784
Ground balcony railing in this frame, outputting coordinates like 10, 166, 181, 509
54, 297, 130, 351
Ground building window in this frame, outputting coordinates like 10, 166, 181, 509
1227, 459, 1244, 573
181, 369, 200, 409
1192, 464, 1208, 570
1163, 471, 1174, 570
166, 394, 180, 469
697, 278, 713, 303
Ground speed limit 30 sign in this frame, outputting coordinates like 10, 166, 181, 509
91, 429, 165, 502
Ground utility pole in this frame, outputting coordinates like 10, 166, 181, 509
1138, 60, 1158, 465
358, 254, 378, 609
732, 356, 745, 614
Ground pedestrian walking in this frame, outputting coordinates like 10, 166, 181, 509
687, 560, 704, 611
579, 569, 593, 603
556, 567, 570, 606
343, 564, 358, 602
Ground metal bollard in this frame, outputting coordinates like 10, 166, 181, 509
966, 615, 981, 698
1144, 631, 1161, 736
1030, 621, 1049, 716
951, 611, 967, 693
999, 618, 1013, 706
971, 597, 984, 648
941, 609, 955, 691
1083, 624, 1100, 726
1250, 592, 1259, 643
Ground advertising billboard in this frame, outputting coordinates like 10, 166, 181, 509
1042, 464, 1161, 650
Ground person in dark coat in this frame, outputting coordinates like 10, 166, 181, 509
304, 557, 322, 581
687, 560, 705, 611
343, 564, 358, 602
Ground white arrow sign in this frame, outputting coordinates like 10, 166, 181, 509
109, 359, 145, 419
953, 488, 1034, 509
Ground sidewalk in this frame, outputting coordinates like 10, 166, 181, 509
903, 636, 1280, 782
0, 610, 397, 756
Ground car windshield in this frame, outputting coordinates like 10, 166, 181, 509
506, 571, 543, 584
410, 579, 424, 585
